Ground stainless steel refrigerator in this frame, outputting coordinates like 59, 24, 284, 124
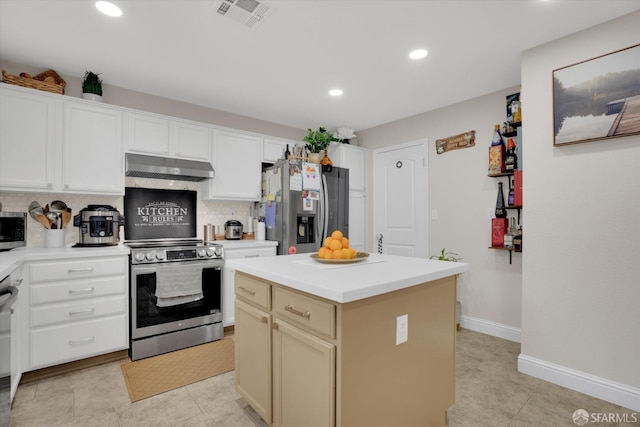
262, 159, 349, 255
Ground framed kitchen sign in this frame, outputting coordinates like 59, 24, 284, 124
553, 44, 640, 146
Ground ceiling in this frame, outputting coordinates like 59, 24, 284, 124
1, 1, 638, 134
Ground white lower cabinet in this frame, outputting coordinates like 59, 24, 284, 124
222, 245, 277, 326
26, 255, 128, 370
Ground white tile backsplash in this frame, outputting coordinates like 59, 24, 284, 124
0, 177, 252, 247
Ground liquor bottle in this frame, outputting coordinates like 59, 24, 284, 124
503, 217, 515, 249
513, 225, 522, 252
495, 182, 507, 218
489, 124, 506, 174
507, 177, 515, 206
505, 138, 518, 172
284, 144, 291, 160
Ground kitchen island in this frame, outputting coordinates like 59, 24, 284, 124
228, 252, 469, 427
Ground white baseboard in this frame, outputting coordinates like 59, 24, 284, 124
460, 315, 521, 343
518, 354, 640, 412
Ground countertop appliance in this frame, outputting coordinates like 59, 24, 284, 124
123, 187, 224, 360
0, 272, 20, 425
0, 212, 26, 251
73, 205, 124, 247
224, 220, 243, 240
262, 159, 349, 255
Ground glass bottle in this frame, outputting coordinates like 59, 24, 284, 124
507, 177, 515, 206
513, 226, 522, 252
284, 144, 291, 160
505, 138, 518, 172
495, 182, 507, 218
503, 217, 515, 249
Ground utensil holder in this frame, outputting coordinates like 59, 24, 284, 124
204, 224, 214, 241
45, 229, 65, 248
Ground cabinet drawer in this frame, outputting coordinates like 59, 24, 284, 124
30, 257, 127, 283
30, 276, 126, 305
225, 247, 277, 260
235, 273, 271, 310
30, 295, 126, 327
30, 314, 127, 369
273, 286, 336, 339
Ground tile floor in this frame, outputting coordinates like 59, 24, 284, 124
9, 329, 638, 427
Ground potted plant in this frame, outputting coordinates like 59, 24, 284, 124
81, 71, 103, 102
303, 127, 339, 163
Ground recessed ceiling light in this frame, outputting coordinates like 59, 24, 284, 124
96, 1, 122, 17
409, 49, 428, 60
329, 89, 343, 97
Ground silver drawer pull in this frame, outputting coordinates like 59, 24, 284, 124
284, 304, 311, 319
68, 287, 95, 295
69, 308, 95, 317
68, 267, 94, 274
239, 286, 256, 296
244, 254, 260, 258
69, 336, 95, 346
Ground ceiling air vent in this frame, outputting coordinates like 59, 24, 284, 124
216, 0, 271, 29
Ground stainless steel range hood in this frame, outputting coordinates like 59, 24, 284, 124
125, 153, 214, 182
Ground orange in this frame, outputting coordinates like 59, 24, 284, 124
323, 237, 332, 248
332, 248, 345, 259
341, 248, 351, 259
331, 230, 343, 240
346, 247, 357, 259
329, 238, 343, 251
318, 247, 328, 259
341, 237, 349, 248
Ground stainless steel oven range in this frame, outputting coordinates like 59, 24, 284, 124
127, 240, 224, 360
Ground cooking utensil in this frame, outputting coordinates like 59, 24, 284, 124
61, 208, 72, 229
29, 201, 51, 229
45, 211, 60, 229
50, 200, 68, 213
34, 212, 51, 229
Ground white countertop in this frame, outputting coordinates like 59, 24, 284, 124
0, 245, 130, 279
211, 239, 278, 250
227, 252, 470, 303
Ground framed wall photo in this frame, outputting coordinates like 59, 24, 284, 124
553, 44, 640, 146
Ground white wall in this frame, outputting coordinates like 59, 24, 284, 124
518, 11, 640, 410
359, 87, 524, 337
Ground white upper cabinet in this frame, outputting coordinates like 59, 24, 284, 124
127, 112, 171, 155
171, 120, 211, 161
0, 86, 57, 192
127, 112, 211, 161
0, 85, 123, 195
328, 143, 366, 191
62, 101, 124, 194
204, 130, 262, 201
263, 138, 293, 163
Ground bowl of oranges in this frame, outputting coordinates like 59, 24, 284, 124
310, 230, 369, 264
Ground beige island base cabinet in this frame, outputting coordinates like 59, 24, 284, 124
232, 253, 468, 427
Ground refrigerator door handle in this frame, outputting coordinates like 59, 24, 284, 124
320, 174, 329, 242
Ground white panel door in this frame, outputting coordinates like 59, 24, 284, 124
373, 140, 428, 258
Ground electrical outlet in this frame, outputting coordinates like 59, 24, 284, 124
396, 314, 408, 345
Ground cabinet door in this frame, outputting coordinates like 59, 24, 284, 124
0, 86, 57, 191
235, 299, 272, 424
328, 143, 366, 191
206, 130, 261, 200
263, 138, 289, 163
272, 319, 335, 427
171, 120, 211, 161
127, 112, 170, 155
62, 101, 124, 194
348, 190, 366, 251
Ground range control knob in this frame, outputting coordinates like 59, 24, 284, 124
197, 249, 207, 258
134, 252, 146, 262
214, 247, 223, 257
155, 251, 165, 260
145, 251, 155, 261
206, 248, 216, 257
